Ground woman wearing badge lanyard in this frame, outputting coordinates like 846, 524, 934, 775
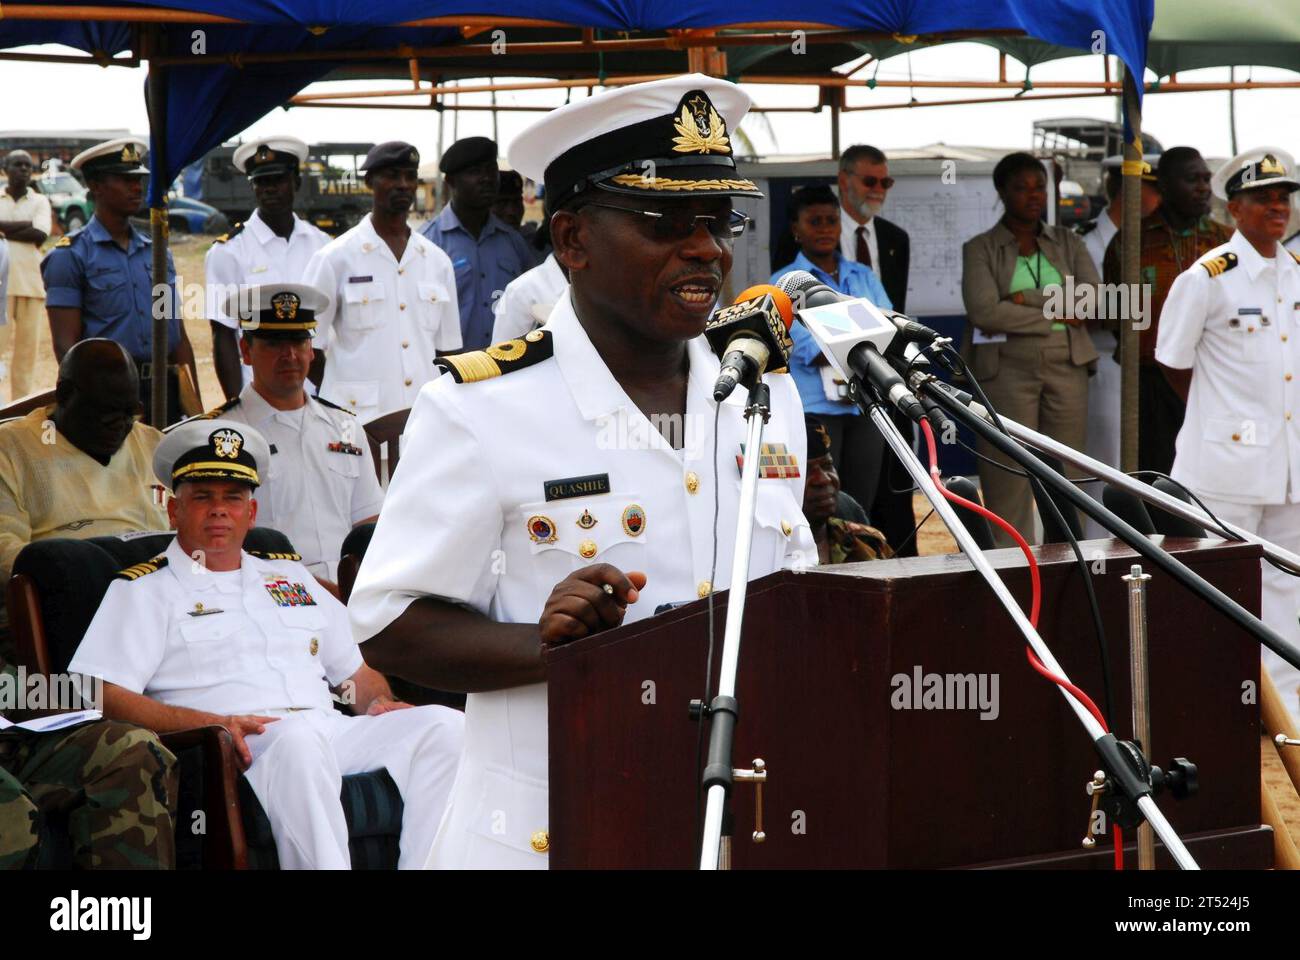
960, 152, 1101, 546
772, 184, 894, 519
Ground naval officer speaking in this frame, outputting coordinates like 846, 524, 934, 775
348, 74, 816, 869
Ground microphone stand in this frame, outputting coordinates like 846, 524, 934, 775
856, 381, 1199, 870
925, 383, 1300, 575
699, 380, 770, 870
919, 378, 1300, 673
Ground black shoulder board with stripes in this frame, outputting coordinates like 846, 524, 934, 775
115, 555, 169, 581
248, 550, 302, 561
314, 395, 356, 416
435, 330, 553, 384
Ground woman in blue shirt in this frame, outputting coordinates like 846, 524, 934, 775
772, 184, 894, 519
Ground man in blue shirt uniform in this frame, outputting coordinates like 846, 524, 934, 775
420, 137, 536, 350
772, 185, 893, 523
41, 137, 199, 426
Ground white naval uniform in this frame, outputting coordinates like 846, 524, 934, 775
205, 210, 331, 390
68, 537, 464, 869
1081, 214, 1121, 539
489, 253, 568, 344
1155, 231, 1300, 712
348, 293, 815, 869
218, 385, 385, 580
303, 214, 462, 425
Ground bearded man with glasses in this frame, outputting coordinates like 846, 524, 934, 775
347, 74, 816, 869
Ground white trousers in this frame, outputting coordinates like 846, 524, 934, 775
1082, 330, 1121, 541
1198, 495, 1300, 722
243, 705, 464, 869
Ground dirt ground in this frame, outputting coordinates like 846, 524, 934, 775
10, 235, 1300, 860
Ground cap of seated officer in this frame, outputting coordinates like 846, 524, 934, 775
70, 137, 150, 179
1212, 147, 1300, 200
360, 141, 420, 175
155, 418, 269, 492
506, 72, 763, 214
233, 136, 309, 180
221, 282, 330, 341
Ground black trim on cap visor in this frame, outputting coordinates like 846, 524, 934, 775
248, 163, 297, 179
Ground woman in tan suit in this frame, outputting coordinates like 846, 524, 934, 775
961, 152, 1100, 544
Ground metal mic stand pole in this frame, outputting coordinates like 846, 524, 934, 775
861, 387, 1199, 870
920, 379, 1300, 575
699, 380, 770, 871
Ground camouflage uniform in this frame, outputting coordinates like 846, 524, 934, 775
0, 717, 179, 869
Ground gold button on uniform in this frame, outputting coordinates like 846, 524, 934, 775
579, 539, 597, 559
697, 580, 712, 598
402, 341, 409, 349
1287, 374, 1294, 382
398, 267, 405, 275
404, 377, 413, 387
530, 830, 549, 853
1232, 433, 1242, 442
781, 520, 792, 536
685, 471, 700, 494
400, 303, 407, 311
1288, 413, 1294, 421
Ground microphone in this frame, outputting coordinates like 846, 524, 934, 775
774, 270, 927, 423
705, 284, 795, 402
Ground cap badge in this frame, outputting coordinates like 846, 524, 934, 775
210, 428, 245, 460
255, 145, 275, 164
271, 291, 301, 320
120, 144, 140, 163
673, 94, 730, 156
408, 149, 419, 164
1260, 154, 1285, 176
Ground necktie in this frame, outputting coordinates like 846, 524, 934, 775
855, 225, 872, 267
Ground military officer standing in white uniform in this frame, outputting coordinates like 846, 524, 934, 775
200, 283, 383, 583
303, 142, 462, 425
68, 418, 464, 869
205, 137, 331, 400
348, 74, 815, 870
1156, 147, 1300, 714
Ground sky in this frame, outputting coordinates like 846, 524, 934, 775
0, 40, 1296, 171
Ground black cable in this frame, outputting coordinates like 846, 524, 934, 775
892, 507, 936, 555
694, 402, 723, 855
937, 345, 1116, 727
924, 378, 1300, 671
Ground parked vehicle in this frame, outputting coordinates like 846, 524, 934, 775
33, 170, 93, 232
167, 193, 230, 235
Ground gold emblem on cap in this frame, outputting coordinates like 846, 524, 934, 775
579, 539, 598, 559
530, 830, 549, 853
408, 149, 418, 164
210, 428, 245, 460
120, 144, 141, 163
271, 291, 301, 320
1261, 154, 1285, 176
255, 145, 275, 164
672, 94, 730, 156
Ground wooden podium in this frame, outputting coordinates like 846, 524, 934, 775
545, 538, 1273, 868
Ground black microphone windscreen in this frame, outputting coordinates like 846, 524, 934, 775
943, 476, 996, 551
1148, 479, 1209, 538
1102, 484, 1156, 536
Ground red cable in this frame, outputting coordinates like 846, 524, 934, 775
918, 417, 1122, 869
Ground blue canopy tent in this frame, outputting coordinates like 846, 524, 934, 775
0, 0, 1154, 444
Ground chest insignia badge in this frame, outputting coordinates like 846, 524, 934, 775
527, 515, 558, 544
328, 441, 364, 456
264, 578, 318, 607
576, 509, 598, 530
736, 442, 801, 479
621, 504, 646, 537
187, 602, 224, 617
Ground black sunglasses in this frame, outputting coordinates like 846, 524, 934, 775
583, 200, 751, 241
857, 175, 895, 190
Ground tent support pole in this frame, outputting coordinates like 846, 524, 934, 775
1120, 65, 1142, 473
146, 26, 170, 428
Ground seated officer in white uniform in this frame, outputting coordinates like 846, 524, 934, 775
199, 283, 383, 584
68, 419, 464, 869
348, 74, 816, 869
1156, 147, 1300, 714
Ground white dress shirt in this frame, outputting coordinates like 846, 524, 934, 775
70, 537, 363, 716
303, 214, 462, 424
205, 210, 332, 390
219, 384, 385, 579
348, 293, 814, 869
1156, 231, 1300, 504
839, 205, 879, 269
490, 253, 568, 344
